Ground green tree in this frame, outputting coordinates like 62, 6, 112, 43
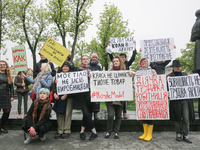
177, 42, 194, 74
130, 52, 141, 72
0, 0, 10, 59
48, 0, 94, 61
94, 3, 133, 70
7, 0, 54, 73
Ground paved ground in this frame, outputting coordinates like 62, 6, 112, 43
0, 130, 200, 150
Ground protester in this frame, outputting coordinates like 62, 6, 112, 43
0, 60, 14, 134
52, 61, 75, 139
14, 71, 30, 119
88, 53, 101, 121
133, 58, 157, 141
24, 63, 53, 99
22, 88, 52, 144
34, 54, 56, 78
150, 60, 171, 74
104, 55, 133, 140
191, 9, 200, 120
108, 41, 137, 119
57, 55, 76, 73
167, 60, 195, 143
79, 55, 97, 140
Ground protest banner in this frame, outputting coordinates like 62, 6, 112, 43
106, 36, 135, 54
12, 46, 28, 72
168, 74, 200, 100
140, 38, 176, 62
90, 71, 133, 102
56, 70, 89, 95
135, 75, 169, 120
39, 37, 71, 67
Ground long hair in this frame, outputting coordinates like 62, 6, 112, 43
0, 60, 12, 84
110, 55, 126, 70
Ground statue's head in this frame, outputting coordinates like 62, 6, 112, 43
195, 9, 200, 17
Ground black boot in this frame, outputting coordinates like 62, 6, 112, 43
94, 113, 99, 121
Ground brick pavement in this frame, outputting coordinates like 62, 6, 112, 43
0, 130, 200, 150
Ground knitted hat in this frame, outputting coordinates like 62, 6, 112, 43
62, 61, 71, 69
139, 58, 148, 67
91, 53, 98, 59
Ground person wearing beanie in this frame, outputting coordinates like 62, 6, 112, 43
88, 53, 101, 120
191, 9, 200, 121
108, 41, 137, 119
133, 58, 157, 141
167, 60, 195, 143
52, 61, 75, 139
57, 55, 77, 73
22, 88, 52, 144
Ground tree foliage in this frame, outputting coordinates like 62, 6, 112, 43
0, 0, 10, 59
48, 0, 94, 61
91, 3, 134, 70
177, 42, 194, 74
7, 0, 55, 73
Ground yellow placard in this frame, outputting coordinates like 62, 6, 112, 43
39, 38, 71, 67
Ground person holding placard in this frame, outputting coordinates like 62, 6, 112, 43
191, 9, 200, 120
79, 55, 98, 141
24, 63, 53, 99
22, 88, 52, 144
14, 71, 30, 119
133, 58, 157, 141
167, 60, 195, 143
0, 60, 14, 134
104, 55, 133, 140
52, 61, 75, 139
108, 41, 137, 119
34, 54, 56, 78
88, 53, 102, 121
57, 55, 76, 73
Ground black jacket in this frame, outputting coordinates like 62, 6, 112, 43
0, 73, 14, 98
34, 58, 56, 78
150, 60, 171, 75
167, 71, 195, 122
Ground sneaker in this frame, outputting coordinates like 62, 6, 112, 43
114, 133, 119, 140
123, 113, 128, 119
80, 132, 86, 140
40, 134, 46, 141
62, 133, 70, 139
24, 135, 34, 144
121, 113, 123, 119
17, 114, 22, 119
55, 133, 62, 139
89, 133, 97, 140
176, 133, 182, 141
0, 127, 8, 133
183, 135, 192, 143
104, 133, 111, 139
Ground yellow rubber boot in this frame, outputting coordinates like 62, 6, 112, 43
139, 124, 148, 139
144, 125, 153, 141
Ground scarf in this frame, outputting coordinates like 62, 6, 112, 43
113, 67, 120, 70
79, 64, 90, 71
32, 97, 52, 125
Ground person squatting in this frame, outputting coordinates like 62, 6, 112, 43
0, 40, 197, 145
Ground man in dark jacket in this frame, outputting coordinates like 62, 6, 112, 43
150, 60, 171, 74
34, 54, 56, 78
167, 60, 195, 143
191, 9, 200, 120
108, 41, 137, 119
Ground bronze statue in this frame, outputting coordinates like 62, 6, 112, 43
191, 9, 200, 74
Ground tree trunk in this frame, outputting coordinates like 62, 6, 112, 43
71, 26, 79, 61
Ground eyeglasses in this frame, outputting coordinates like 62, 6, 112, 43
0, 64, 6, 66
82, 58, 88, 60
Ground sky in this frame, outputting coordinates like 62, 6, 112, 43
2, 0, 200, 69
